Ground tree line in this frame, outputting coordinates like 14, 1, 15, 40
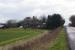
1, 13, 65, 30
69, 15, 75, 27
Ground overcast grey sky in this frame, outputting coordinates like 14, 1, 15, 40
0, 0, 75, 25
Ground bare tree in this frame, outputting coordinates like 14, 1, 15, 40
23, 17, 32, 28
6, 20, 17, 28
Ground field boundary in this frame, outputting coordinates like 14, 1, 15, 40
0, 28, 61, 50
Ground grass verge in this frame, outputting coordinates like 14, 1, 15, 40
48, 28, 68, 50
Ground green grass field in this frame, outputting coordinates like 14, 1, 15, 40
0, 28, 45, 46
48, 29, 68, 50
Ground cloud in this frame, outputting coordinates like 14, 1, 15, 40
0, 0, 23, 4
0, 0, 74, 24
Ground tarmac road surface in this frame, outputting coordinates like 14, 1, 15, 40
66, 27, 75, 50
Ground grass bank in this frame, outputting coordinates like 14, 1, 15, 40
48, 28, 68, 50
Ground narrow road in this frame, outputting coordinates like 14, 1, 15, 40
66, 27, 75, 50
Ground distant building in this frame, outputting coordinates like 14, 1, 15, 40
0, 23, 6, 28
